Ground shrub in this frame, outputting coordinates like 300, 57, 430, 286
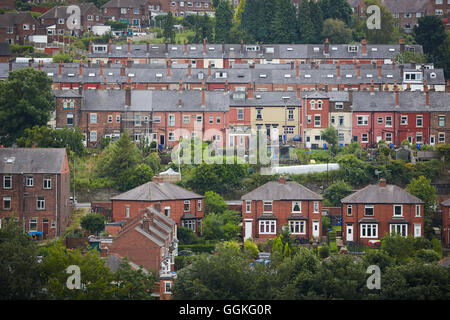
319, 245, 330, 258
414, 249, 441, 263
178, 243, 216, 254
244, 239, 259, 259
431, 238, 443, 259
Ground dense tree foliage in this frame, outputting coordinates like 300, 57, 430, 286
80, 213, 105, 236
214, 0, 234, 43
0, 68, 55, 146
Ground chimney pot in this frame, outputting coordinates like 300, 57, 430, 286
379, 178, 386, 187
279, 175, 286, 184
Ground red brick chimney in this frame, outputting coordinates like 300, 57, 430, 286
38, 60, 42, 71
58, 60, 62, 76
78, 85, 83, 96
247, 82, 253, 98
125, 86, 131, 106
425, 83, 430, 107
384, 83, 389, 91
395, 88, 399, 106
120, 65, 125, 77
446, 80, 450, 93
279, 175, 286, 184
324, 38, 329, 55
103, 77, 107, 89
100, 61, 103, 76
337, 62, 341, 78
399, 38, 405, 52
357, 61, 361, 78
142, 214, 150, 231
179, 78, 183, 91
377, 63, 382, 78
297, 84, 301, 98
295, 60, 299, 78
361, 39, 367, 55
127, 38, 131, 54
370, 80, 374, 92
379, 178, 386, 187
188, 62, 191, 77
108, 39, 112, 54
201, 79, 206, 107
225, 80, 229, 92
167, 59, 171, 77
208, 61, 211, 76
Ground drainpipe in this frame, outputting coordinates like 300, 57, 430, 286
55, 173, 58, 237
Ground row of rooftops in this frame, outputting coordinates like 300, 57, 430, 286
87, 41, 423, 60
54, 89, 450, 113
2, 62, 444, 85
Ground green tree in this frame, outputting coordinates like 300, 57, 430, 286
414, 249, 441, 263
177, 226, 198, 245
244, 239, 259, 259
204, 191, 228, 214
321, 126, 339, 153
270, 0, 297, 43
39, 241, 118, 299
121, 163, 154, 191
114, 258, 158, 300
202, 210, 241, 241
323, 180, 353, 207
233, 0, 245, 23
406, 176, 437, 218
215, 0, 234, 43
297, 0, 316, 43
163, 11, 176, 43
80, 213, 105, 235
0, 219, 43, 299
394, 50, 428, 64
0, 68, 55, 146
309, 0, 324, 43
323, 0, 353, 25
381, 233, 415, 264
379, 262, 450, 300
144, 152, 161, 174
322, 18, 353, 44
414, 15, 447, 62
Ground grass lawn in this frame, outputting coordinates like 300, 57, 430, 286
150, 30, 195, 44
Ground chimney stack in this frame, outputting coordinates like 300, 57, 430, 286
142, 214, 150, 231
178, 98, 182, 108
201, 79, 206, 107
377, 62, 382, 78
100, 61, 104, 76
425, 82, 430, 106
188, 62, 191, 77
167, 59, 171, 77
8, 58, 12, 72
399, 39, 405, 52
324, 38, 329, 55
120, 65, 125, 77
361, 39, 367, 55
125, 86, 131, 107
179, 78, 183, 91
247, 82, 254, 98
38, 60, 42, 71
108, 39, 112, 55
295, 60, 300, 78
127, 38, 131, 54
208, 61, 211, 76
146, 42, 150, 53
279, 175, 286, 184
127, 59, 133, 68
395, 87, 399, 106
225, 80, 229, 92
78, 84, 83, 96
379, 178, 386, 188
89, 39, 92, 54
357, 61, 361, 78
337, 62, 341, 78
297, 84, 301, 99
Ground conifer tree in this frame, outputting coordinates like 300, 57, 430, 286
270, 0, 297, 43
297, 0, 316, 43
215, 0, 234, 43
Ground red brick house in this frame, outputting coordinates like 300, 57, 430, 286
0, 148, 72, 239
441, 199, 450, 248
0, 12, 39, 45
39, 3, 103, 37
101, 0, 150, 28
111, 181, 204, 235
341, 178, 425, 246
241, 176, 323, 241
107, 205, 178, 299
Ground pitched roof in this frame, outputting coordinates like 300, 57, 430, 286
0, 148, 67, 174
40, 3, 98, 19
241, 180, 323, 201
341, 183, 424, 204
111, 181, 203, 201
382, 0, 430, 13
0, 12, 37, 27
101, 0, 148, 8
441, 199, 450, 207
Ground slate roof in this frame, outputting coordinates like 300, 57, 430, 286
382, 0, 430, 13
352, 91, 450, 112
441, 199, 450, 207
241, 180, 323, 201
341, 183, 424, 204
0, 148, 66, 174
101, 0, 148, 8
111, 181, 204, 201
39, 3, 97, 19
0, 12, 37, 27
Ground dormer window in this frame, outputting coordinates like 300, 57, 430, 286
348, 45, 358, 52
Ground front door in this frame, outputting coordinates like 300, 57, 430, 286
244, 220, 252, 240
346, 224, 354, 242
160, 134, 165, 146
312, 221, 319, 239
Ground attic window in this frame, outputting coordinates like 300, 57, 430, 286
128, 73, 135, 77
313, 47, 320, 52
259, 74, 267, 78
346, 74, 353, 78
387, 74, 393, 78
190, 46, 197, 50
208, 47, 215, 51
286, 47, 293, 51
366, 74, 373, 78
68, 73, 75, 77
108, 72, 113, 76
430, 72, 436, 78
238, 75, 244, 78
156, 73, 163, 77
331, 47, 338, 51
151, 46, 159, 49
255, 94, 261, 99
116, 46, 122, 50
47, 72, 54, 76
304, 74, 311, 78
284, 74, 291, 78
348, 45, 358, 52
327, 74, 333, 78
230, 47, 235, 51
171, 47, 177, 50
265, 47, 274, 53
5, 157, 15, 164
389, 48, 395, 52
89, 73, 95, 77
371, 48, 378, 51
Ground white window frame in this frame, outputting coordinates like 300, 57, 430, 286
37, 197, 45, 210
184, 200, 191, 212
26, 176, 34, 187
401, 115, 408, 125
43, 178, 52, 190
415, 205, 421, 217
390, 224, 408, 237
393, 205, 403, 217
3, 196, 11, 210
313, 201, 319, 213
360, 223, 378, 238
414, 223, 421, 238
29, 218, 38, 231
416, 115, 423, 127
259, 220, 276, 234
385, 116, 392, 127
125, 206, 130, 218
292, 201, 301, 213
362, 133, 369, 143
245, 200, 251, 213
90, 113, 97, 124
90, 131, 97, 142
263, 200, 273, 213
347, 205, 352, 216
364, 205, 374, 216
357, 116, 369, 125
289, 220, 306, 235
197, 200, 202, 212
3, 176, 12, 189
